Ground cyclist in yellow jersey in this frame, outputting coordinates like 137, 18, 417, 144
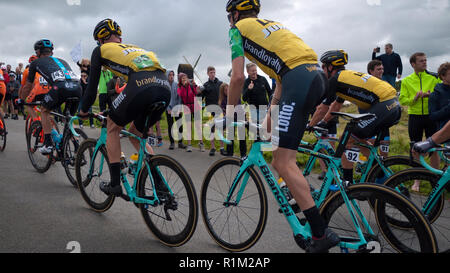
309, 50, 401, 184
225, 0, 339, 253
79, 19, 170, 196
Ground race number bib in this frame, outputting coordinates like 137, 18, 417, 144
380, 144, 389, 154
345, 149, 360, 163
148, 135, 158, 146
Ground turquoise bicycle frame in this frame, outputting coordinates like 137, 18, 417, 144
220, 122, 374, 251
69, 116, 173, 206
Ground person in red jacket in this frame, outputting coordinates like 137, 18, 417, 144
177, 72, 204, 152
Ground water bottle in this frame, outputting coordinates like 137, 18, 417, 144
51, 128, 62, 144
120, 152, 128, 170
128, 153, 138, 175
355, 154, 368, 174
278, 177, 300, 213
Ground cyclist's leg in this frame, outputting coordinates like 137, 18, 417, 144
273, 64, 339, 252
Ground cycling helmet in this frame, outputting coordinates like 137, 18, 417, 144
226, 0, 261, 13
34, 39, 54, 51
93, 18, 122, 41
320, 50, 348, 67
29, 55, 38, 63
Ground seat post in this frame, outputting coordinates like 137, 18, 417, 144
334, 121, 358, 158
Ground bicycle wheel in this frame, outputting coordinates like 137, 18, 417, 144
75, 138, 115, 212
383, 168, 449, 252
365, 155, 422, 184
320, 183, 438, 253
0, 115, 6, 152
201, 157, 268, 252
62, 128, 88, 187
137, 154, 198, 247
26, 120, 52, 173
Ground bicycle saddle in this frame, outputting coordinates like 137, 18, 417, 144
331, 112, 375, 121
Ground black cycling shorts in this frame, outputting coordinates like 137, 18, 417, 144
352, 98, 401, 139
109, 70, 171, 133
42, 81, 81, 115
408, 114, 438, 142
272, 64, 328, 150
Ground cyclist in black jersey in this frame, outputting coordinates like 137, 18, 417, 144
20, 39, 81, 154
226, 0, 339, 253
79, 19, 170, 197
308, 50, 401, 184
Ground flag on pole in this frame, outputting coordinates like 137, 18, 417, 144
70, 41, 82, 64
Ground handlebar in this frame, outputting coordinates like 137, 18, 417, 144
213, 117, 264, 145
418, 148, 445, 176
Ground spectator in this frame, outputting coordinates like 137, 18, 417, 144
77, 58, 91, 75
218, 82, 247, 157
367, 60, 384, 80
8, 73, 22, 119
98, 67, 114, 112
15, 65, 23, 83
242, 63, 272, 125
399, 52, 441, 191
78, 70, 94, 128
202, 66, 223, 156
166, 70, 185, 150
177, 73, 204, 152
367, 59, 390, 159
429, 62, 450, 131
372, 43, 403, 87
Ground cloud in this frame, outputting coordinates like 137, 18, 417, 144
0, 0, 449, 82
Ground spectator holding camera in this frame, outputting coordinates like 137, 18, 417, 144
372, 43, 403, 87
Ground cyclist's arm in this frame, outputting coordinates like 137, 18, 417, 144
432, 120, 450, 144
227, 27, 246, 112
20, 63, 37, 100
80, 46, 102, 113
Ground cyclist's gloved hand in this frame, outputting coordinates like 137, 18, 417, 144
316, 120, 328, 129
413, 137, 437, 153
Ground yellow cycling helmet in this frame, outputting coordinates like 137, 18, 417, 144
93, 18, 122, 41
226, 0, 261, 13
320, 50, 349, 67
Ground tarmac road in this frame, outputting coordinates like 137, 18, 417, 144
0, 118, 305, 253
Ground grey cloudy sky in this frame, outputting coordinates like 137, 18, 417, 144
0, 0, 449, 83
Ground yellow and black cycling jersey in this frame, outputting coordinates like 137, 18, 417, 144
80, 42, 166, 113
99, 43, 165, 80
229, 17, 317, 82
324, 70, 397, 110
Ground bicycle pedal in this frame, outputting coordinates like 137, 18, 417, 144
293, 233, 311, 250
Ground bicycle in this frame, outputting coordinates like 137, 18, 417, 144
73, 102, 198, 247
200, 113, 437, 253
25, 98, 88, 187
0, 113, 7, 151
301, 126, 421, 186
382, 146, 450, 252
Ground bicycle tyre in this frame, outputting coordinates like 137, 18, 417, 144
137, 154, 198, 247
26, 120, 52, 173
383, 168, 448, 252
201, 157, 268, 252
75, 138, 115, 212
365, 155, 422, 183
0, 115, 6, 152
62, 128, 88, 187
320, 183, 438, 253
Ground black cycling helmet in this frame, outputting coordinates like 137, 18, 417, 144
226, 0, 261, 13
34, 39, 54, 51
320, 50, 348, 67
93, 18, 122, 41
